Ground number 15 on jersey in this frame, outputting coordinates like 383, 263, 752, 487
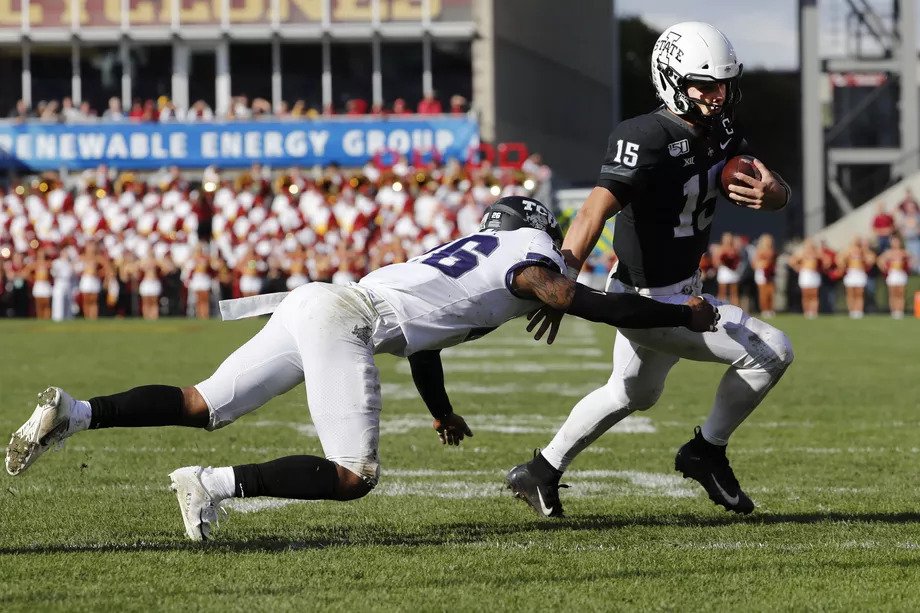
674, 162, 724, 238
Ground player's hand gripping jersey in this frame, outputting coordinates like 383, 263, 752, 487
359, 227, 564, 355
601, 108, 746, 288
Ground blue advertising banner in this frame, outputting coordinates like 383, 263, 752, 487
0, 117, 480, 171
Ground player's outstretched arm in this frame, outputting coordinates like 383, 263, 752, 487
407, 350, 473, 446
513, 266, 718, 334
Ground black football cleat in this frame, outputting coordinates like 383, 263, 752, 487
675, 427, 755, 514
506, 452, 568, 518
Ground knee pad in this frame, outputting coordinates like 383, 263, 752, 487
743, 320, 795, 377
761, 330, 794, 378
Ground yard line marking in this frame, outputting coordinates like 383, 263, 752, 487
396, 361, 611, 374
380, 381, 601, 400
222, 498, 305, 513
441, 347, 604, 358
62, 443, 920, 457
659, 420, 818, 429
245, 414, 655, 436
462, 339, 595, 347
10, 481, 889, 495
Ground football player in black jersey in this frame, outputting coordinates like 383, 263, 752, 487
507, 22, 794, 518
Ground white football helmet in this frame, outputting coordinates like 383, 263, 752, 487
650, 22, 743, 123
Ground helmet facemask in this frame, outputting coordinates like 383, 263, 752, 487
651, 22, 744, 127
656, 62, 743, 126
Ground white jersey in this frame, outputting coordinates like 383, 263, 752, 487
359, 228, 565, 356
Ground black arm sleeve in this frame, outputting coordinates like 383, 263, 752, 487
407, 350, 453, 420
567, 283, 692, 329
597, 178, 635, 206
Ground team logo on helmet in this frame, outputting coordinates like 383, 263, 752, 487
522, 199, 556, 231
479, 196, 563, 247
653, 30, 684, 63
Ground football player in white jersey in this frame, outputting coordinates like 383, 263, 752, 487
5, 196, 717, 542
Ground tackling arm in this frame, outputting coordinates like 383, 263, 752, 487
512, 266, 716, 331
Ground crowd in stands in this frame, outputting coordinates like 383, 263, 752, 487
6, 91, 470, 124
2, 143, 916, 320
0, 153, 552, 320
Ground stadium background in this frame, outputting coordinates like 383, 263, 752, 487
1, 0, 918, 317
3, 2, 920, 610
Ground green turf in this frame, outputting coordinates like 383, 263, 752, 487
2, 314, 920, 611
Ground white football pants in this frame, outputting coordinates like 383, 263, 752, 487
542, 275, 794, 472
195, 283, 385, 485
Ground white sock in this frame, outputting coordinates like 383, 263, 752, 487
542, 386, 635, 472
68, 400, 92, 435
200, 466, 236, 501
701, 367, 774, 445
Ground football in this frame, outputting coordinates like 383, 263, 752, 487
720, 154, 762, 199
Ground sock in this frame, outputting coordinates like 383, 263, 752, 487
701, 367, 774, 445
232, 455, 339, 500
68, 400, 93, 435
692, 426, 727, 451
531, 452, 562, 482
541, 386, 636, 473
200, 466, 237, 501
88, 385, 195, 429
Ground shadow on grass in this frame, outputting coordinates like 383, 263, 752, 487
3, 510, 920, 555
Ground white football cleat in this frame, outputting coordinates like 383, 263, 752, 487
169, 466, 220, 542
6, 386, 76, 476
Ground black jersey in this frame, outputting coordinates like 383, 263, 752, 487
598, 107, 746, 288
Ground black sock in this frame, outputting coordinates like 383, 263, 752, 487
532, 452, 563, 482
88, 385, 194, 429
233, 455, 339, 500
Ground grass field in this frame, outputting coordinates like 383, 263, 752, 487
2, 314, 920, 611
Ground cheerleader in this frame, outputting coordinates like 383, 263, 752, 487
138, 256, 162, 320
752, 234, 777, 318
838, 237, 875, 319
789, 239, 822, 318
188, 253, 213, 319
30, 249, 53, 320
78, 244, 103, 320
878, 235, 914, 319
715, 232, 741, 306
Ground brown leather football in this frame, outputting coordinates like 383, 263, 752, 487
720, 155, 762, 199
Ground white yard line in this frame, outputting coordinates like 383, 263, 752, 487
395, 361, 612, 374
441, 347, 604, 358
380, 381, 601, 400
246, 414, 655, 436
